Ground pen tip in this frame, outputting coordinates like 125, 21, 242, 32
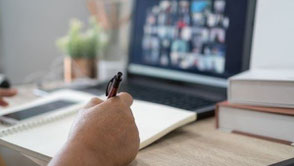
117, 72, 123, 80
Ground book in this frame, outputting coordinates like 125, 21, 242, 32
0, 90, 196, 164
216, 101, 294, 145
269, 157, 294, 166
228, 69, 294, 108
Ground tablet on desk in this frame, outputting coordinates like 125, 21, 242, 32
0, 100, 78, 125
0, 90, 92, 126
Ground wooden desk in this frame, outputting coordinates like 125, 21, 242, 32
5, 84, 294, 166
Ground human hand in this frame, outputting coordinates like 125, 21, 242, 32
49, 93, 140, 166
0, 88, 17, 107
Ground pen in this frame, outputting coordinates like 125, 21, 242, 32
106, 72, 123, 99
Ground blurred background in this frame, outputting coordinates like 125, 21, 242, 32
0, 0, 133, 86
0, 0, 294, 165
1, 0, 294, 86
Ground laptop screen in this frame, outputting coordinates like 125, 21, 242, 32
128, 0, 254, 87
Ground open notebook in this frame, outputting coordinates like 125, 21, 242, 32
0, 90, 196, 163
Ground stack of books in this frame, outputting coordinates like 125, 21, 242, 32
216, 69, 294, 145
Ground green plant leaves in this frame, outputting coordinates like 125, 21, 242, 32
56, 17, 108, 59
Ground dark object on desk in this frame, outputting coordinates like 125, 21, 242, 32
270, 158, 294, 166
0, 75, 10, 89
0, 100, 77, 125
106, 72, 123, 99
83, 79, 222, 119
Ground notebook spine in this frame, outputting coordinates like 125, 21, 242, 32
0, 106, 80, 137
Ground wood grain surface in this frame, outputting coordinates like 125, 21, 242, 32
130, 117, 294, 166
5, 84, 294, 166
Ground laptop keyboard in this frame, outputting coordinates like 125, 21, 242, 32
120, 82, 216, 111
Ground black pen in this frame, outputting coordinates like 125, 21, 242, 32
106, 72, 123, 99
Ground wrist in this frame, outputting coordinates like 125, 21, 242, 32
50, 138, 111, 166
66, 138, 110, 166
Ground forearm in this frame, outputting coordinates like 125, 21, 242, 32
48, 140, 108, 166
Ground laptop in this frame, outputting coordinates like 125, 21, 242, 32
83, 0, 256, 119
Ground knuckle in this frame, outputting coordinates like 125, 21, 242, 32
125, 93, 134, 102
120, 92, 133, 101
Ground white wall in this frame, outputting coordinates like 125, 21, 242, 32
250, 0, 294, 70
0, 0, 90, 84
0, 14, 4, 73
0, 1, 90, 165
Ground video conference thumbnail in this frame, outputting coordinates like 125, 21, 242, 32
142, 0, 229, 74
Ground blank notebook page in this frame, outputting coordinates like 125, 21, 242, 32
0, 99, 196, 160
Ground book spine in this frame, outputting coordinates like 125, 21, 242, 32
216, 102, 294, 146
227, 79, 233, 102
215, 103, 220, 129
232, 130, 293, 146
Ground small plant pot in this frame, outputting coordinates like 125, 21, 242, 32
64, 57, 97, 83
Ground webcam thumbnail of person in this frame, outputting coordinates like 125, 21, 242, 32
142, 0, 229, 74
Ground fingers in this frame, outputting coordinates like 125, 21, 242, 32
0, 98, 8, 107
86, 93, 133, 111
117, 92, 133, 107
0, 88, 17, 97
84, 97, 104, 109
0, 88, 17, 107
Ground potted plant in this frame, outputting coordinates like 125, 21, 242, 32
56, 17, 107, 83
